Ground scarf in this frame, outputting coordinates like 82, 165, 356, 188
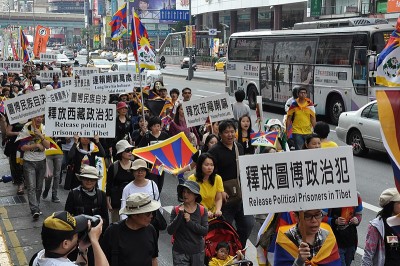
76, 142, 98, 155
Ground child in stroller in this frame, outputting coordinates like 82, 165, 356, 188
208, 241, 252, 266
205, 218, 252, 265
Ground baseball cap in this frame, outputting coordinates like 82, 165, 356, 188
379, 188, 400, 207
43, 211, 88, 235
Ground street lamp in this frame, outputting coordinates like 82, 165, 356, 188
220, 23, 229, 55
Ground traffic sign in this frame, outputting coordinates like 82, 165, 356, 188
160, 10, 189, 21
209, 28, 217, 35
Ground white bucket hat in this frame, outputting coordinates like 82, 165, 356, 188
76, 165, 100, 181
116, 139, 134, 155
130, 159, 148, 171
45, 84, 53, 91
119, 193, 161, 216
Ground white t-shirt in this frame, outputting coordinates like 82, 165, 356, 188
120, 180, 161, 220
32, 249, 75, 266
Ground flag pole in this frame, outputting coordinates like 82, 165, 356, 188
131, 7, 145, 119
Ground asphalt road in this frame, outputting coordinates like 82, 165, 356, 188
0, 66, 392, 265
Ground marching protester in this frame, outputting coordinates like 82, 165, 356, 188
101, 193, 160, 265
110, 101, 133, 160
65, 165, 109, 266
264, 118, 290, 152
17, 116, 51, 220
302, 133, 321, 150
67, 135, 105, 190
232, 90, 251, 121
181, 87, 192, 102
42, 139, 63, 203
236, 114, 255, 155
314, 121, 338, 148
362, 188, 400, 266
169, 103, 200, 148
106, 140, 134, 223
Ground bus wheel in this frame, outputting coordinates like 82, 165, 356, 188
328, 95, 343, 125
247, 86, 257, 110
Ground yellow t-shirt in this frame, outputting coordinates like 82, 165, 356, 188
321, 141, 338, 148
208, 255, 235, 266
291, 101, 315, 135
188, 174, 224, 213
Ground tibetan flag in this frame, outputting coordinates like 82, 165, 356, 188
20, 28, 30, 63
376, 18, 400, 87
10, 32, 19, 61
150, 157, 164, 176
275, 223, 341, 266
133, 132, 197, 174
130, 11, 156, 70
109, 3, 127, 41
161, 115, 172, 128
376, 89, 400, 192
251, 131, 278, 146
287, 98, 316, 118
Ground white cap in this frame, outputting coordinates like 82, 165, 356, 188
45, 85, 53, 91
34, 84, 41, 91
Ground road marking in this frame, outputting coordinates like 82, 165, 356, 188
363, 201, 381, 213
0, 207, 26, 265
197, 90, 221, 95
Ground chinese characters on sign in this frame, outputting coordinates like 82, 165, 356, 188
182, 93, 233, 127
0, 61, 22, 73
89, 71, 140, 93
74, 77, 91, 90
38, 70, 63, 83
69, 89, 109, 105
5, 90, 47, 124
73, 67, 99, 77
39, 53, 57, 63
44, 103, 116, 138
60, 77, 75, 89
47, 87, 70, 103
238, 146, 357, 215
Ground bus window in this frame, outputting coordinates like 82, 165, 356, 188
228, 38, 261, 61
316, 35, 352, 65
372, 31, 391, 53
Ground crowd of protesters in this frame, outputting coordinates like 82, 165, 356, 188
0, 63, 399, 266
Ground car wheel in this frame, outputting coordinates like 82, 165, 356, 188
215, 66, 218, 71
181, 65, 184, 69
328, 95, 344, 125
247, 85, 257, 110
348, 130, 368, 156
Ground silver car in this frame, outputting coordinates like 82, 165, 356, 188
335, 100, 385, 156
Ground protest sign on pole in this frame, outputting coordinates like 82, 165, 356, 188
89, 71, 140, 93
39, 53, 57, 63
0, 61, 22, 73
47, 87, 70, 103
69, 89, 109, 104
73, 67, 99, 77
74, 77, 91, 90
5, 90, 47, 124
38, 70, 63, 83
44, 103, 116, 138
238, 146, 357, 215
182, 93, 233, 127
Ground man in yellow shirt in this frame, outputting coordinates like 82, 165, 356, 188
286, 87, 316, 150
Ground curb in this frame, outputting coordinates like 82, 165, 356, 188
161, 71, 225, 83
0, 209, 13, 266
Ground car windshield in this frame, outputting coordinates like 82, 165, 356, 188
93, 59, 110, 64
57, 54, 68, 59
118, 64, 136, 71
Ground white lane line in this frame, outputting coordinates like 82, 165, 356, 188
193, 94, 207, 98
197, 90, 221, 95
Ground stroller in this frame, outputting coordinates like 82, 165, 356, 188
204, 217, 253, 265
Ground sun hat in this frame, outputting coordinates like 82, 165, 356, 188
116, 101, 128, 110
43, 211, 87, 234
177, 180, 202, 203
76, 165, 100, 181
130, 159, 148, 171
116, 139, 134, 155
265, 118, 284, 131
119, 192, 161, 216
379, 187, 400, 207
45, 84, 53, 91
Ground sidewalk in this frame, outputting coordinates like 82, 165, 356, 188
161, 65, 225, 83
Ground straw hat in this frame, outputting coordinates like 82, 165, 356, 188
119, 193, 161, 216
76, 165, 100, 181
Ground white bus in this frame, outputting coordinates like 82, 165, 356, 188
225, 22, 393, 124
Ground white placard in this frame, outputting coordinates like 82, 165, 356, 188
5, 90, 46, 124
0, 61, 22, 73
38, 70, 62, 83
47, 87, 70, 103
73, 67, 99, 77
69, 89, 109, 104
89, 71, 140, 93
44, 103, 116, 138
182, 93, 233, 127
239, 146, 358, 215
60, 77, 75, 89
73, 77, 91, 90
40, 53, 57, 63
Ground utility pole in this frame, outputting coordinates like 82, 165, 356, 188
187, 0, 194, 80
85, 0, 90, 64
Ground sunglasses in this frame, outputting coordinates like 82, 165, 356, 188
124, 148, 133, 153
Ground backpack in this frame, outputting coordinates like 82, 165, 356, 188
171, 204, 205, 244
107, 220, 125, 266
72, 186, 103, 216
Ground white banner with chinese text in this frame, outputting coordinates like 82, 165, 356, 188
89, 71, 140, 93
73, 67, 99, 77
47, 87, 70, 103
69, 89, 109, 105
238, 146, 357, 215
182, 93, 233, 127
38, 70, 62, 83
44, 103, 116, 138
0, 61, 22, 73
5, 90, 47, 124
39, 53, 57, 63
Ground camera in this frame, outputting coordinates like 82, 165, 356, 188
77, 214, 102, 244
